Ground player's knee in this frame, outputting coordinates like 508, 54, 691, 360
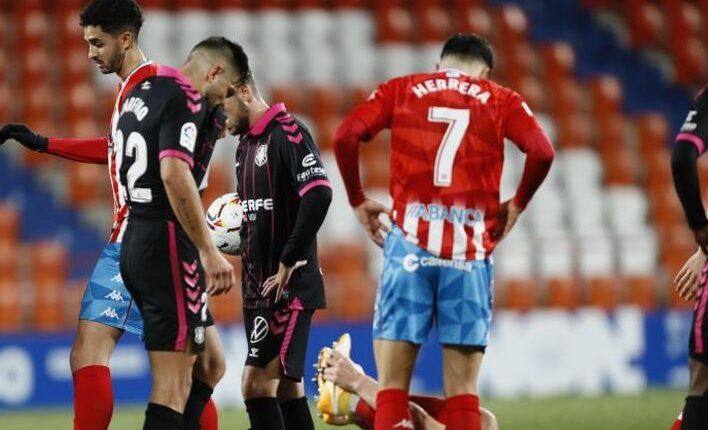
481, 408, 499, 430
194, 352, 226, 388
70, 337, 109, 372
690, 359, 708, 396
241, 368, 277, 399
277, 379, 304, 401
153, 372, 193, 410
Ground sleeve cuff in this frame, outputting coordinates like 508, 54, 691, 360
159, 149, 194, 168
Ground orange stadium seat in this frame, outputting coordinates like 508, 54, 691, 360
0, 83, 10, 124
415, 2, 452, 43
555, 111, 592, 148
338, 272, 376, 321
319, 242, 368, 276
342, 85, 374, 114
587, 277, 620, 310
375, 2, 415, 43
549, 78, 584, 116
0, 241, 20, 285
269, 86, 305, 116
454, 3, 494, 40
201, 162, 232, 209
0, 281, 23, 332
541, 42, 576, 84
626, 276, 658, 310
69, 164, 104, 207
0, 203, 20, 244
496, 4, 528, 50
602, 145, 639, 185
500, 278, 538, 312
589, 75, 623, 116
361, 134, 391, 189
30, 241, 68, 285
502, 42, 540, 86
627, 0, 663, 48
30, 279, 65, 331
209, 255, 243, 323
516, 75, 547, 113
314, 114, 342, 151
309, 86, 343, 124
596, 112, 626, 151
674, 36, 707, 85
546, 277, 580, 309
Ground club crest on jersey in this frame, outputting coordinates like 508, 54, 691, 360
255, 144, 268, 167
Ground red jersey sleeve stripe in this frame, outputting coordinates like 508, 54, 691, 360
298, 179, 331, 197
677, 132, 705, 155
159, 149, 194, 168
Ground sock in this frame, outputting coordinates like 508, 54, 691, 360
353, 397, 375, 429
682, 396, 708, 430
670, 412, 682, 430
73, 365, 114, 430
144, 402, 184, 430
183, 379, 213, 430
375, 389, 412, 430
410, 395, 446, 424
445, 394, 481, 430
280, 396, 315, 430
245, 397, 285, 430
200, 398, 219, 430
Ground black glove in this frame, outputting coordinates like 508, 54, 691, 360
0, 124, 48, 152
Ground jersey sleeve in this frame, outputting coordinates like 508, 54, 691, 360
157, 84, 204, 168
676, 87, 708, 155
501, 90, 544, 145
276, 123, 331, 197
348, 79, 396, 139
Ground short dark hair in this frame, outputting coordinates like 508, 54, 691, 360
80, 0, 144, 37
441, 33, 494, 70
190, 37, 252, 85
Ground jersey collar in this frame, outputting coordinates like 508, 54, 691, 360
247, 103, 287, 137
437, 67, 469, 77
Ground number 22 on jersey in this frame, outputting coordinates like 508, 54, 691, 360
114, 130, 153, 203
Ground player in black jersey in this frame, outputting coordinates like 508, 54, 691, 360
671, 85, 708, 430
224, 47, 332, 430
116, 38, 240, 430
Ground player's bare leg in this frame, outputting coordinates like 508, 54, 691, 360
242, 357, 286, 429
442, 345, 484, 430
70, 320, 123, 430
185, 326, 225, 430
321, 348, 498, 430
373, 339, 419, 429
145, 348, 198, 428
682, 358, 708, 429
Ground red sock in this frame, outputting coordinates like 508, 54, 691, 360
669, 412, 682, 430
409, 395, 446, 424
354, 398, 376, 429
73, 365, 114, 430
445, 394, 481, 430
200, 397, 219, 430
375, 389, 413, 430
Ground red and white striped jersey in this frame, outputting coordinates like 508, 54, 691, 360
350, 68, 543, 260
107, 61, 159, 243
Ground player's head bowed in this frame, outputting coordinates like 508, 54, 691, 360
80, 0, 144, 75
439, 33, 495, 79
185, 37, 252, 109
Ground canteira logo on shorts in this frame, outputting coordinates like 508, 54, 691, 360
402, 254, 474, 272
250, 316, 269, 343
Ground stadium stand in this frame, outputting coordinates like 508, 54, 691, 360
0, 0, 704, 330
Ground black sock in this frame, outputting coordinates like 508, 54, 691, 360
280, 396, 315, 430
245, 397, 285, 430
682, 395, 708, 430
144, 402, 184, 430
183, 378, 213, 430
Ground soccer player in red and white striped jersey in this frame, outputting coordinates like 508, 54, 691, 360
334, 33, 554, 430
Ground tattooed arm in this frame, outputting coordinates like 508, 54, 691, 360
161, 157, 236, 295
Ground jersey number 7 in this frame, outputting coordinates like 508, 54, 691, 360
429, 107, 470, 187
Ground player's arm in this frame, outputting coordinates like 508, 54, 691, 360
0, 123, 109, 164
333, 81, 395, 246
262, 127, 332, 302
159, 91, 235, 296
671, 89, 708, 251
499, 95, 555, 239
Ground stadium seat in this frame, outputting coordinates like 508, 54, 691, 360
0, 240, 19, 285
455, 4, 494, 39
501, 278, 538, 311
627, 0, 663, 48
546, 277, 580, 309
0, 281, 23, 332
338, 272, 376, 321
68, 164, 104, 207
625, 276, 657, 310
30, 279, 64, 331
0, 203, 20, 244
587, 277, 620, 310
30, 241, 68, 285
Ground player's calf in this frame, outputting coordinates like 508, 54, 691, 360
242, 359, 286, 430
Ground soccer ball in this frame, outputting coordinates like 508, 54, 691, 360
206, 193, 243, 255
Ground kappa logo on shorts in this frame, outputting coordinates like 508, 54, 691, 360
111, 273, 124, 284
105, 290, 125, 302
255, 144, 268, 167
100, 307, 120, 320
250, 316, 269, 344
194, 326, 205, 345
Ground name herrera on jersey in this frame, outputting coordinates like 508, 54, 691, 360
406, 203, 484, 225
411, 79, 491, 104
122, 97, 149, 121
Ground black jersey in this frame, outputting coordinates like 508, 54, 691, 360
236, 103, 330, 309
116, 65, 225, 220
677, 85, 708, 155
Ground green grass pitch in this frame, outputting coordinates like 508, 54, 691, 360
0, 389, 686, 430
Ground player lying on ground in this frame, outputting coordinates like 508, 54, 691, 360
333, 33, 554, 430
223, 44, 332, 430
315, 334, 499, 430
115, 36, 242, 430
0, 1, 224, 429
670, 82, 708, 430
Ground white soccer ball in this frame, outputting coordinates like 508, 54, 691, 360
206, 193, 243, 256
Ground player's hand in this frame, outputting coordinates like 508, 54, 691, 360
261, 260, 307, 303
322, 350, 366, 393
0, 124, 48, 151
200, 248, 236, 296
694, 225, 708, 254
675, 248, 708, 301
354, 199, 391, 247
493, 199, 523, 242
409, 401, 445, 430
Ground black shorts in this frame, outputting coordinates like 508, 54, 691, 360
244, 300, 314, 381
690, 263, 708, 363
120, 218, 213, 352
